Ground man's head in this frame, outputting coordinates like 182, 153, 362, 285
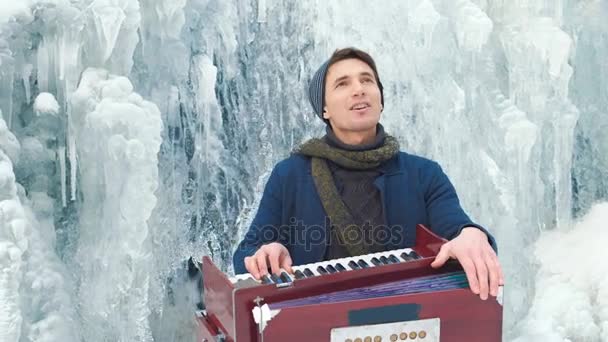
308, 48, 384, 133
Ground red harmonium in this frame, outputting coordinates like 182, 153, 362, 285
197, 224, 503, 341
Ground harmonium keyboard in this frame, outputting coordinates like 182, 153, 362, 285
196, 224, 503, 341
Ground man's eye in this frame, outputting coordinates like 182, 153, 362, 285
336, 82, 345, 88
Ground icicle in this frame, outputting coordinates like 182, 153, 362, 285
68, 113, 77, 202
6, 74, 14, 131
57, 24, 81, 86
22, 64, 33, 104
257, 0, 267, 23
91, 4, 126, 63
408, 0, 441, 51
58, 32, 65, 82
58, 146, 67, 207
0, 39, 14, 130
37, 40, 49, 92
450, 0, 493, 52
64, 62, 78, 205
154, 0, 187, 39
553, 107, 579, 231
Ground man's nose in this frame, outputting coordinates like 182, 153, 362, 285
352, 81, 365, 96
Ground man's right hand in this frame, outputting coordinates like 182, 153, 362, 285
244, 242, 293, 280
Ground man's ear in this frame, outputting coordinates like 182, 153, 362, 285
323, 107, 329, 119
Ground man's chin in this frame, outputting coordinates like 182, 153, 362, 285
350, 118, 380, 130
344, 123, 379, 134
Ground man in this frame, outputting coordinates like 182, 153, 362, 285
233, 47, 503, 300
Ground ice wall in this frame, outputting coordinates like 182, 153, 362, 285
0, 1, 606, 341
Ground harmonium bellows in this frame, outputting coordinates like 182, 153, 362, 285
196, 224, 503, 342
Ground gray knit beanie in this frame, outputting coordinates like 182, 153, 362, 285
308, 59, 384, 123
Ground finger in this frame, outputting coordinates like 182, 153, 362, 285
280, 250, 293, 274
431, 245, 451, 268
474, 255, 489, 300
459, 257, 479, 295
256, 252, 269, 277
496, 257, 505, 285
245, 256, 260, 280
486, 248, 504, 286
485, 252, 500, 297
268, 249, 282, 275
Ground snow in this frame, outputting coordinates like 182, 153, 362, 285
0, 2, 31, 26
33, 92, 60, 116
514, 202, 608, 341
70, 67, 162, 341
0, 1, 606, 341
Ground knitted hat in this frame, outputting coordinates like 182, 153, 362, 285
308, 59, 384, 122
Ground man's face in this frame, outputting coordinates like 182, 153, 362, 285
323, 58, 382, 133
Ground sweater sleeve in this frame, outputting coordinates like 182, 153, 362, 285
424, 161, 498, 253
232, 162, 285, 274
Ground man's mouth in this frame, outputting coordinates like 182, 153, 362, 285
350, 102, 371, 110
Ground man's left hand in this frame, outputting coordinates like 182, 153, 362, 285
430, 227, 504, 300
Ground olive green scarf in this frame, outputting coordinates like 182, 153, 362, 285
293, 135, 400, 256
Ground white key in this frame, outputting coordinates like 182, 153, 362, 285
230, 247, 419, 284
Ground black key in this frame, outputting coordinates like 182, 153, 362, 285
294, 270, 306, 279
357, 260, 370, 268
270, 273, 282, 284
379, 256, 391, 264
348, 260, 361, 270
335, 263, 347, 272
401, 252, 415, 261
261, 275, 273, 284
388, 254, 400, 263
317, 266, 328, 275
409, 251, 421, 259
280, 271, 292, 283
371, 257, 382, 266
303, 268, 314, 277
326, 265, 338, 273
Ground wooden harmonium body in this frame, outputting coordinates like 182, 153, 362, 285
196, 224, 503, 342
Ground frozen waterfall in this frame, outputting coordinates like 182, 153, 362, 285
0, 0, 607, 341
